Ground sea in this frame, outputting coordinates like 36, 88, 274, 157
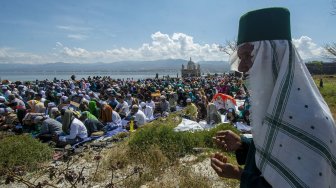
0, 71, 181, 81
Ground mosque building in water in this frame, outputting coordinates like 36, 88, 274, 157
181, 58, 201, 77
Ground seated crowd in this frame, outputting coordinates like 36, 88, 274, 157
0, 74, 251, 147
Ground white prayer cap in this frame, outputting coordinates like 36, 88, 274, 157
127, 93, 132, 97
48, 102, 56, 107
0, 96, 6, 102
186, 98, 192, 103
140, 102, 146, 108
2, 86, 7, 89
0, 107, 12, 114
84, 95, 91, 100
78, 93, 84, 97
132, 104, 139, 109
56, 93, 62, 97
160, 95, 166, 100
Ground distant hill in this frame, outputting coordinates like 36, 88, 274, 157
0, 59, 230, 73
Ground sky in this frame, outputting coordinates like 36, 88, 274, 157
0, 0, 335, 64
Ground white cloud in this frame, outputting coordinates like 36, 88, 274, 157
67, 34, 88, 40
0, 48, 44, 64
58, 32, 226, 62
56, 42, 63, 47
0, 33, 326, 64
56, 25, 92, 32
292, 36, 325, 60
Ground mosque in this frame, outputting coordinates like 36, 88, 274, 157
181, 58, 201, 78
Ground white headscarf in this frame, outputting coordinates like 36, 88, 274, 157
232, 40, 336, 187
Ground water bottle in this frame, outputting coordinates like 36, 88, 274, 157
130, 119, 134, 132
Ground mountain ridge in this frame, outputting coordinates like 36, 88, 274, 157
0, 59, 231, 73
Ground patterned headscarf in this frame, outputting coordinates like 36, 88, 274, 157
62, 110, 75, 134
232, 40, 336, 187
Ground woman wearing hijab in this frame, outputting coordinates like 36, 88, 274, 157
99, 102, 112, 124
206, 103, 221, 125
101, 102, 122, 130
27, 100, 40, 113
58, 110, 87, 146
88, 100, 99, 118
81, 111, 98, 121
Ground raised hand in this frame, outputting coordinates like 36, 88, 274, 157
213, 130, 242, 152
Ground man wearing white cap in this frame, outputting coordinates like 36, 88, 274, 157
55, 93, 63, 105
1, 86, 11, 99
115, 95, 130, 119
130, 105, 146, 127
0, 107, 15, 131
145, 97, 156, 113
8, 94, 26, 108
184, 98, 198, 121
0, 96, 6, 103
159, 95, 170, 116
125, 93, 133, 107
139, 102, 154, 121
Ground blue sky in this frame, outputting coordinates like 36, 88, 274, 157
0, 0, 335, 64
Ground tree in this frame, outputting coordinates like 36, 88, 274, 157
324, 43, 336, 59
324, 1, 336, 60
219, 39, 237, 56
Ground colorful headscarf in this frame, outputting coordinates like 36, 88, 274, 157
88, 100, 99, 118
100, 104, 112, 123
82, 111, 98, 121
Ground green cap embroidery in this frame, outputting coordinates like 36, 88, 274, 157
237, 7, 291, 45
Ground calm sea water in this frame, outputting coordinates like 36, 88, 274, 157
0, 71, 181, 81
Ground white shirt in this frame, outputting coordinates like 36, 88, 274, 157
134, 110, 146, 126
65, 118, 88, 140
146, 100, 155, 112
111, 111, 122, 126
116, 101, 129, 116
140, 106, 154, 121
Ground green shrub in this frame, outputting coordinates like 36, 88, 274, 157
128, 115, 238, 161
0, 135, 52, 173
314, 75, 336, 119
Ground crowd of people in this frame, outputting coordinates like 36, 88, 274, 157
1, 6, 335, 187
0, 73, 250, 147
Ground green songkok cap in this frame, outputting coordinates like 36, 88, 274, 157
237, 7, 291, 45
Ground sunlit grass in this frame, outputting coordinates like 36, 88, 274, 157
313, 75, 336, 119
